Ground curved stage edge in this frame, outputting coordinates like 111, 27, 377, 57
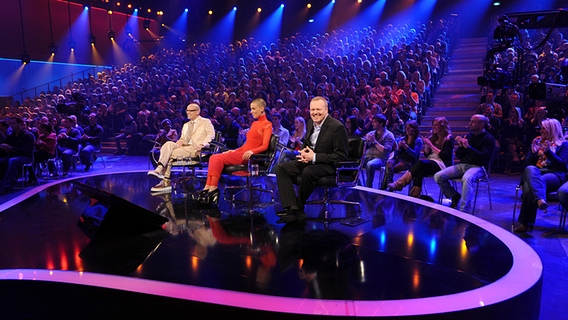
0, 171, 542, 319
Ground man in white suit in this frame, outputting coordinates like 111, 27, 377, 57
148, 103, 215, 193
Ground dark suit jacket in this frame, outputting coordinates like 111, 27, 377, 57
303, 116, 349, 165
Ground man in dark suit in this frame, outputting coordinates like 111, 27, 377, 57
275, 96, 349, 223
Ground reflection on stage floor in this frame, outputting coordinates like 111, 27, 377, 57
0, 172, 542, 319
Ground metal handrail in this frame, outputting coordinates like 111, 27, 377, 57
12, 66, 111, 103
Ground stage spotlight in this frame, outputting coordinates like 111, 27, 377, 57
69, 39, 76, 51
108, 10, 113, 14
49, 43, 57, 56
184, 8, 188, 12
157, 11, 163, 16
357, 0, 362, 3
257, 7, 262, 13
83, 5, 89, 11
20, 52, 30, 65
208, 10, 213, 15
147, 8, 151, 13
307, 3, 312, 8
116, 2, 121, 6
493, 1, 501, 5
233, 7, 237, 11
143, 19, 150, 30
127, 3, 132, 9
108, 29, 116, 40
281, 4, 284, 8
88, 33, 96, 46
125, 24, 132, 36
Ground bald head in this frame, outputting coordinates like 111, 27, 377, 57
186, 103, 201, 121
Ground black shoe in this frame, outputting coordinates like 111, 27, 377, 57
514, 224, 533, 233
208, 189, 220, 205
25, 179, 38, 186
277, 214, 298, 223
199, 189, 220, 205
84, 164, 91, 172
197, 189, 211, 202
294, 212, 307, 221
277, 209, 306, 223
276, 205, 301, 216
450, 193, 461, 209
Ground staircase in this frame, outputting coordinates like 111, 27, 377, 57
421, 37, 487, 137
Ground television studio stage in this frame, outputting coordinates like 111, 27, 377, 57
0, 171, 542, 319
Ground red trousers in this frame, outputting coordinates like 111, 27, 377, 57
206, 151, 248, 187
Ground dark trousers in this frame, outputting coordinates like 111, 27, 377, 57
275, 160, 334, 209
408, 160, 443, 187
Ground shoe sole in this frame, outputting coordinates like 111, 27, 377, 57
277, 212, 307, 223
147, 171, 165, 180
151, 187, 172, 193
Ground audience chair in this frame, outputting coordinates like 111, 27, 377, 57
512, 186, 568, 234
72, 148, 105, 172
93, 149, 106, 168
42, 148, 63, 180
21, 152, 36, 188
359, 151, 393, 188
295, 137, 367, 227
437, 166, 492, 214
437, 150, 492, 213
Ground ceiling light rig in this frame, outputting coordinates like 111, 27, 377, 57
69, 39, 76, 51
49, 44, 57, 56
20, 52, 30, 65
88, 33, 96, 46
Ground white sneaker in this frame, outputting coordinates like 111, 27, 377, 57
151, 179, 171, 193
147, 167, 164, 180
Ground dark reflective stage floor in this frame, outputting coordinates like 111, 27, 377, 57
0, 172, 542, 319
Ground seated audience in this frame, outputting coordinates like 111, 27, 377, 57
114, 113, 137, 155
500, 107, 526, 174
364, 114, 395, 188
28, 123, 57, 182
434, 115, 495, 213
514, 118, 568, 233
345, 115, 363, 138
80, 113, 104, 172
0, 116, 35, 194
57, 117, 81, 177
381, 120, 423, 191
388, 117, 454, 197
